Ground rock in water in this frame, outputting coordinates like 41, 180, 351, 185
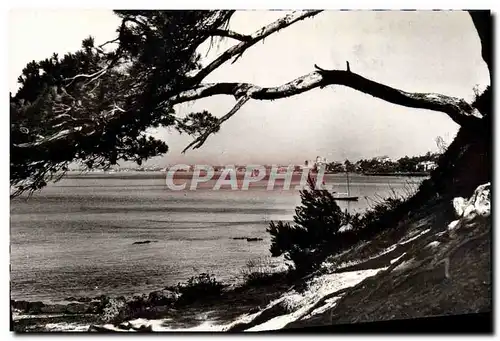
246, 237, 263, 242
132, 240, 158, 245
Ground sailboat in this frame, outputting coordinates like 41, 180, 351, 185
333, 171, 359, 201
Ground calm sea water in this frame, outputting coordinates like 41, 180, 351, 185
10, 172, 424, 303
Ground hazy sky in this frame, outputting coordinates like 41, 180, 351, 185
9, 10, 490, 166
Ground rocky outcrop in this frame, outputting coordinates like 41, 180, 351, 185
66, 303, 90, 314
12, 301, 45, 314
12, 300, 97, 316
147, 290, 179, 306
448, 182, 490, 235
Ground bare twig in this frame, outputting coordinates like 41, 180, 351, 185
182, 94, 251, 153
98, 37, 120, 49
210, 29, 252, 41
190, 10, 323, 84
64, 69, 107, 86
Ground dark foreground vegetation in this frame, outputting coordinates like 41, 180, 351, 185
12, 269, 295, 332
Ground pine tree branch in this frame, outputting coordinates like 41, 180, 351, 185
189, 10, 323, 85
172, 63, 481, 131
181, 94, 251, 153
97, 37, 120, 50
210, 29, 252, 41
19, 12, 323, 152
64, 69, 108, 85
15, 62, 480, 152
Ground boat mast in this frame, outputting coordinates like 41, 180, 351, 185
346, 170, 350, 196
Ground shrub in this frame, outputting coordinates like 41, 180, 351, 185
240, 257, 286, 286
99, 291, 182, 325
267, 174, 350, 274
100, 297, 130, 324
175, 273, 225, 305
267, 173, 413, 274
147, 290, 178, 306
357, 197, 404, 231
126, 295, 152, 318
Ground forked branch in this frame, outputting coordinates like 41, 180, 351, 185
178, 62, 481, 152
181, 94, 251, 153
190, 10, 323, 84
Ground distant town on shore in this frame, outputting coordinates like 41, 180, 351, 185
68, 152, 440, 176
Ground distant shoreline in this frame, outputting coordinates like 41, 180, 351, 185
361, 172, 430, 177
61, 171, 430, 180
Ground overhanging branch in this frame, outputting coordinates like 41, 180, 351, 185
176, 63, 481, 152
19, 63, 479, 153
210, 29, 252, 42
13, 12, 324, 153
11, 10, 489, 197
181, 94, 251, 153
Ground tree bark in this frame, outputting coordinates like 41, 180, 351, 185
173, 66, 479, 126
468, 10, 492, 77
